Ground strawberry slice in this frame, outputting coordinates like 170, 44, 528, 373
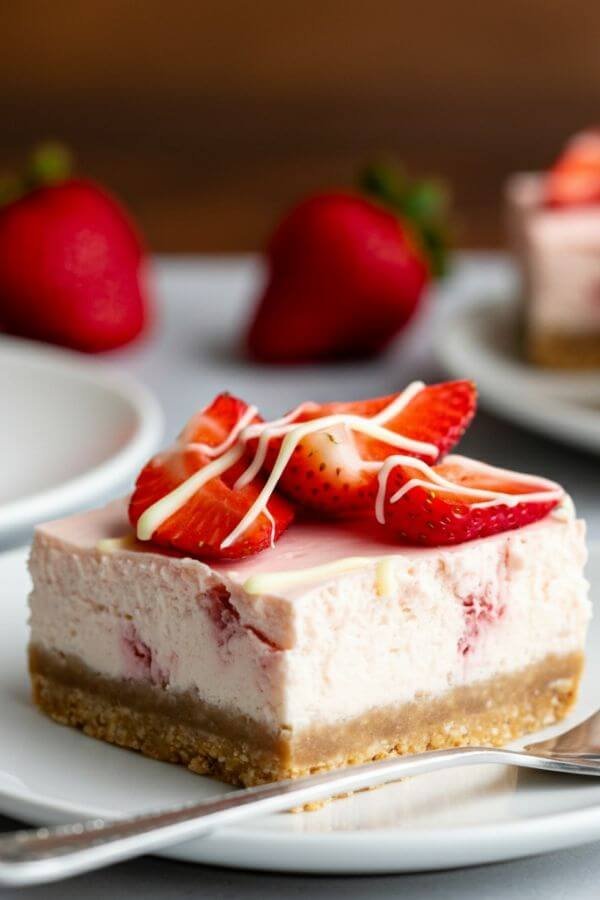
545, 129, 600, 208
178, 392, 259, 450
377, 454, 563, 546
247, 381, 476, 516
129, 394, 294, 560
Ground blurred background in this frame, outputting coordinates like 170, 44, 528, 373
2, 0, 599, 253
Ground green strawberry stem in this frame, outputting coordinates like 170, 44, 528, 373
27, 142, 72, 187
0, 141, 72, 207
359, 161, 450, 277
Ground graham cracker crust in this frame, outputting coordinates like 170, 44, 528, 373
527, 331, 600, 368
29, 645, 584, 787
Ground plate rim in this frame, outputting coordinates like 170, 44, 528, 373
3, 779, 600, 874
433, 292, 600, 456
0, 336, 163, 538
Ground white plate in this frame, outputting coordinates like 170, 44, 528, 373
0, 545, 599, 874
434, 293, 600, 455
0, 337, 162, 546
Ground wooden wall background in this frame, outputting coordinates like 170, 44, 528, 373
1, 1, 599, 251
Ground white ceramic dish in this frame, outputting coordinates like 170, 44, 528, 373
0, 542, 599, 874
434, 293, 600, 456
0, 337, 162, 546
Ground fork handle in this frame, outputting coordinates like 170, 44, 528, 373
1, 745, 598, 886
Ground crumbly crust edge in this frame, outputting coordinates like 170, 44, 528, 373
29, 645, 584, 787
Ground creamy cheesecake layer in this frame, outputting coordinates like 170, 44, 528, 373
506, 173, 600, 366
29, 501, 590, 736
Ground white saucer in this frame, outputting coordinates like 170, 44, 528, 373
0, 543, 599, 874
434, 293, 600, 455
0, 337, 162, 546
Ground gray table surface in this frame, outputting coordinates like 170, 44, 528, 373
2, 253, 599, 898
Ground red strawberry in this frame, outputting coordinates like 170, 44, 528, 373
129, 394, 294, 560
247, 163, 449, 362
378, 454, 563, 546
0, 143, 150, 352
308, 379, 477, 462
179, 392, 259, 449
249, 380, 476, 516
129, 450, 294, 560
545, 129, 600, 208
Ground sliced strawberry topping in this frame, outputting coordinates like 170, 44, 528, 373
545, 129, 600, 208
352, 379, 476, 461
128, 395, 294, 560
178, 393, 259, 449
249, 381, 476, 516
377, 454, 563, 546
259, 424, 378, 517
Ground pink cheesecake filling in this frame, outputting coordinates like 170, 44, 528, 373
28, 499, 590, 735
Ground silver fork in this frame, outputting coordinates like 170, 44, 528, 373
1, 709, 600, 887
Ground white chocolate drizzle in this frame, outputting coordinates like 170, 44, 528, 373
182, 404, 259, 458
135, 379, 565, 560
220, 408, 437, 550
375, 453, 564, 525
551, 494, 576, 522
136, 445, 244, 541
242, 555, 401, 597
96, 535, 137, 553
233, 403, 319, 489
136, 381, 437, 548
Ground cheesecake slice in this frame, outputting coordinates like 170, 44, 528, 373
29, 497, 589, 787
28, 382, 590, 786
506, 130, 600, 368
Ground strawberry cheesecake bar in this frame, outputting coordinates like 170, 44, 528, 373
28, 382, 590, 786
507, 128, 600, 367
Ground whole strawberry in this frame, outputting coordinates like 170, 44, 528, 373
0, 144, 150, 352
247, 163, 449, 362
